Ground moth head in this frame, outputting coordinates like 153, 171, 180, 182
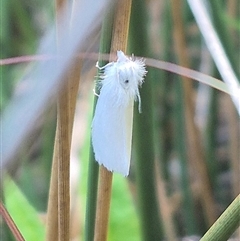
118, 60, 146, 91
118, 66, 134, 90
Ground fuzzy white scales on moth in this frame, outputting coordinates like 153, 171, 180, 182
91, 51, 147, 176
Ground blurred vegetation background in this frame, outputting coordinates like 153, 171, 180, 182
1, 0, 239, 240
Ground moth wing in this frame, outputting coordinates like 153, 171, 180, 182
92, 87, 133, 176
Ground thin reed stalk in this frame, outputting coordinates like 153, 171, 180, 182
208, 1, 239, 79
200, 195, 240, 241
93, 1, 132, 241
45, 1, 82, 240
84, 9, 113, 241
155, 162, 177, 241
156, 2, 172, 183
57, 55, 82, 240
173, 79, 198, 235
93, 168, 113, 241
45, 1, 67, 239
170, 0, 216, 227
57, 84, 71, 241
226, 0, 240, 201
205, 87, 218, 190
45, 140, 59, 241
225, 96, 240, 197
129, 0, 163, 240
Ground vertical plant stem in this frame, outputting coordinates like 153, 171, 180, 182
94, 168, 113, 241
85, 9, 113, 241
205, 88, 218, 189
45, 1, 67, 239
45, 1, 81, 240
225, 96, 240, 197
226, 0, 240, 199
174, 78, 198, 235
57, 85, 71, 241
58, 48, 82, 241
85, 145, 100, 241
133, 69, 163, 241
208, 1, 239, 78
129, 0, 163, 240
154, 4, 177, 239
155, 163, 177, 241
68, 62, 82, 127
94, 1, 132, 241
157, 2, 172, 183
46, 139, 59, 241
169, 0, 216, 226
56, 34, 82, 241
55, 0, 74, 235
200, 195, 240, 241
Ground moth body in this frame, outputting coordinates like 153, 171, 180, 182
91, 51, 147, 176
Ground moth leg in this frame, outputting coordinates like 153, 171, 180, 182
93, 88, 99, 97
96, 61, 113, 70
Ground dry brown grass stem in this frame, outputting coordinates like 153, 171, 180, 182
170, 0, 217, 225
45, 142, 59, 241
57, 85, 71, 241
94, 1, 132, 241
226, 1, 240, 236
225, 96, 240, 197
45, 1, 82, 240
45, 60, 82, 241
109, 0, 132, 56
0, 202, 25, 241
94, 167, 113, 241
155, 162, 177, 241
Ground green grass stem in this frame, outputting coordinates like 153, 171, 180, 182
129, 0, 163, 240
84, 9, 114, 241
200, 195, 240, 241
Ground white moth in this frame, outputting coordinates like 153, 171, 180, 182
91, 50, 147, 176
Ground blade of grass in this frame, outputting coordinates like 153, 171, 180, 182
156, 1, 172, 184
45, 1, 82, 240
45, 1, 68, 239
169, 0, 216, 227
153, 4, 178, 239
129, 0, 163, 240
187, 0, 240, 115
155, 161, 177, 240
94, 168, 113, 241
225, 96, 240, 197
57, 3, 84, 238
2, 0, 112, 170
1, 54, 236, 98
144, 58, 236, 97
84, 8, 113, 241
173, 78, 199, 235
200, 195, 240, 241
57, 84, 71, 241
205, 86, 219, 192
208, 1, 239, 79
93, 1, 132, 240
45, 140, 59, 241
169, 0, 199, 234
